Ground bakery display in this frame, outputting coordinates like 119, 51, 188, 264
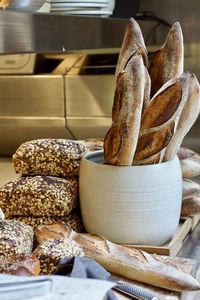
13, 139, 87, 178
0, 175, 78, 217
35, 224, 200, 291
0, 220, 34, 262
104, 20, 200, 166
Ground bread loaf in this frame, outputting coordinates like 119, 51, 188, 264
181, 195, 200, 217
115, 18, 148, 78
10, 213, 83, 232
80, 139, 103, 152
177, 148, 200, 178
133, 74, 189, 164
104, 53, 149, 165
0, 254, 40, 276
149, 22, 184, 96
35, 224, 200, 291
12, 139, 87, 178
164, 74, 200, 161
182, 179, 200, 199
0, 220, 33, 262
34, 238, 84, 274
0, 176, 78, 217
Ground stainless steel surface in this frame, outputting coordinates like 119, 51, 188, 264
65, 75, 115, 117
0, 11, 127, 54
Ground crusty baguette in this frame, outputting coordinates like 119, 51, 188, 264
104, 53, 147, 166
149, 22, 184, 96
164, 74, 200, 161
133, 74, 189, 164
115, 18, 148, 78
35, 224, 200, 291
177, 148, 200, 178
182, 179, 200, 199
181, 195, 200, 217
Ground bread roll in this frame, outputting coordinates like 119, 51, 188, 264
182, 179, 200, 199
164, 74, 200, 161
0, 254, 40, 276
34, 238, 84, 274
181, 195, 200, 217
0, 220, 33, 263
133, 74, 189, 164
149, 22, 184, 96
12, 139, 87, 178
177, 148, 200, 178
0, 176, 78, 217
115, 18, 148, 78
104, 53, 148, 165
35, 224, 200, 291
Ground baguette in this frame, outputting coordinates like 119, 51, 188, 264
104, 53, 147, 165
177, 147, 195, 160
181, 195, 200, 217
115, 18, 148, 78
149, 22, 184, 96
182, 179, 200, 199
133, 74, 189, 164
35, 224, 200, 291
164, 74, 200, 161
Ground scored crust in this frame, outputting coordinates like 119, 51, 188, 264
149, 22, 184, 96
104, 53, 147, 166
115, 18, 148, 78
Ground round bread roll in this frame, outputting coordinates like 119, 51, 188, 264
12, 139, 87, 178
0, 176, 78, 217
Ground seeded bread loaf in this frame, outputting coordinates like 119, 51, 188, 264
12, 139, 87, 178
10, 213, 83, 232
34, 238, 84, 274
0, 254, 40, 276
0, 220, 33, 262
0, 176, 78, 217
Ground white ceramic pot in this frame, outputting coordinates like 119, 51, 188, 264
79, 150, 182, 246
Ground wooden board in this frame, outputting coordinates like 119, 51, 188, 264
124, 215, 200, 256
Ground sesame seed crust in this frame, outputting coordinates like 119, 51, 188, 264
12, 139, 87, 178
0, 175, 78, 217
10, 213, 83, 232
0, 220, 33, 263
34, 238, 84, 274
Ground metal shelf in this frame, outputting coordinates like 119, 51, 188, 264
0, 11, 127, 54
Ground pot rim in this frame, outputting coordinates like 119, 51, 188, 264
82, 150, 179, 170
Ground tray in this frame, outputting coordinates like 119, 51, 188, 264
125, 215, 200, 257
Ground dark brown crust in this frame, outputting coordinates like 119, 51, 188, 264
104, 54, 145, 166
141, 81, 182, 130
149, 22, 184, 96
35, 222, 70, 245
134, 121, 175, 161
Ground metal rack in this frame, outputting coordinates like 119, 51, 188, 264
0, 10, 127, 54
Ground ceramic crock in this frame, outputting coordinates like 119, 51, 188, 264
79, 150, 182, 246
